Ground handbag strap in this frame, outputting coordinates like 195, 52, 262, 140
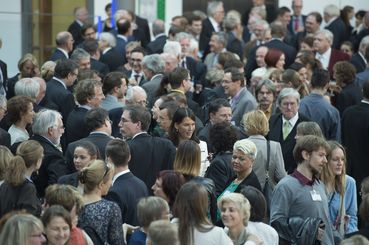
265, 140, 271, 179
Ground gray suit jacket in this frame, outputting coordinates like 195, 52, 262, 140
101, 95, 124, 111
142, 74, 164, 108
204, 52, 219, 70
248, 135, 286, 189
231, 88, 257, 127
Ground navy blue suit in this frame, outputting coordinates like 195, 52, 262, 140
146, 35, 167, 54
49, 49, 68, 62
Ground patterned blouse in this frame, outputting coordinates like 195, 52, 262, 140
78, 199, 124, 245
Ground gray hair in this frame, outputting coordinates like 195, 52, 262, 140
14, 78, 40, 99
359, 36, 369, 54
70, 48, 90, 63
174, 32, 192, 42
141, 54, 165, 74
32, 109, 62, 135
324, 4, 340, 17
207, 1, 223, 17
56, 31, 72, 46
152, 19, 165, 37
233, 139, 257, 160
163, 41, 181, 58
125, 86, 147, 103
99, 32, 116, 47
316, 29, 334, 46
206, 68, 224, 85
188, 38, 199, 54
277, 88, 300, 106
255, 79, 276, 96
223, 15, 241, 32
212, 31, 228, 47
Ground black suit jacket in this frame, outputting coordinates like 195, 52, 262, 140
91, 58, 109, 76
325, 18, 349, 49
0, 128, 10, 148
67, 20, 84, 48
134, 15, 151, 48
127, 133, 176, 192
45, 78, 76, 125
49, 49, 68, 62
185, 56, 207, 87
105, 172, 148, 226
0, 59, 8, 93
226, 32, 244, 59
267, 113, 309, 174
100, 48, 124, 72
350, 53, 367, 73
199, 18, 216, 60
58, 172, 79, 187
287, 15, 307, 34
31, 135, 69, 197
65, 107, 90, 146
146, 35, 167, 54
65, 132, 114, 172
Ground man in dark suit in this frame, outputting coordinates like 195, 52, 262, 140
65, 108, 113, 173
288, 0, 306, 34
199, 1, 224, 60
141, 54, 165, 108
0, 47, 8, 96
246, 22, 297, 80
44, 59, 78, 126
223, 67, 257, 127
31, 109, 69, 198
324, 4, 349, 49
350, 36, 369, 73
99, 32, 124, 72
147, 19, 167, 55
126, 47, 147, 86
313, 30, 350, 78
82, 39, 109, 76
267, 88, 309, 174
223, 14, 244, 59
120, 105, 176, 192
49, 32, 74, 62
0, 95, 10, 148
105, 139, 148, 226
342, 81, 369, 190
355, 46, 369, 88
115, 18, 133, 61
65, 79, 104, 146
293, 11, 322, 50
67, 7, 89, 49
134, 14, 151, 48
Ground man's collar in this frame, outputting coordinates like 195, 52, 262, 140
291, 169, 316, 186
57, 48, 69, 58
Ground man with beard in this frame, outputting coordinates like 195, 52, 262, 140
270, 135, 334, 244
255, 79, 276, 120
101, 72, 126, 111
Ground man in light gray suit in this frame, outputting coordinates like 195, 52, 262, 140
222, 67, 257, 127
141, 54, 165, 108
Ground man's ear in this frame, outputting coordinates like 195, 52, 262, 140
302, 150, 310, 160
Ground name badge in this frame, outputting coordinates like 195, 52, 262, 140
310, 190, 322, 201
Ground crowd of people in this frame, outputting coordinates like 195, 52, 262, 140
1, 0, 369, 244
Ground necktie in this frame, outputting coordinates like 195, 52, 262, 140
294, 17, 299, 32
283, 121, 290, 140
134, 74, 140, 83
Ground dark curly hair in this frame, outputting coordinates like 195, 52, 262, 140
209, 122, 238, 154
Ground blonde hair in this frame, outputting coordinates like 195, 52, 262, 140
233, 139, 257, 160
218, 193, 251, 226
79, 160, 113, 193
243, 110, 269, 136
0, 146, 13, 181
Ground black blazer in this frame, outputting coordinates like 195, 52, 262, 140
109, 107, 124, 138
146, 35, 167, 54
0, 128, 10, 148
105, 172, 148, 226
350, 53, 367, 73
199, 18, 216, 59
100, 48, 124, 72
267, 113, 309, 174
44, 78, 76, 125
58, 172, 79, 187
67, 20, 84, 48
226, 32, 244, 59
65, 132, 114, 172
134, 15, 151, 48
91, 58, 109, 76
325, 18, 349, 49
65, 107, 89, 146
235, 170, 262, 193
0, 60, 8, 92
185, 56, 207, 87
49, 49, 68, 62
0, 179, 42, 217
31, 135, 69, 197
127, 133, 176, 192
204, 152, 235, 197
